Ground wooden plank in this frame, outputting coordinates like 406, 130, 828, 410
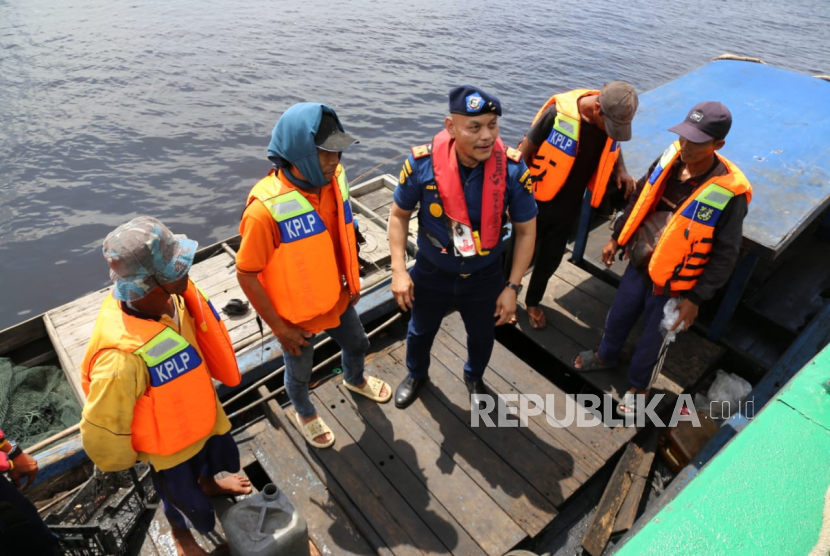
287, 404, 424, 556
316, 382, 485, 555
429, 331, 608, 476
356, 187, 395, 213
439, 313, 627, 461
613, 429, 658, 534
43, 313, 85, 404
553, 256, 617, 307
343, 353, 554, 537
581, 440, 644, 556
334, 351, 526, 554
0, 314, 47, 355
391, 338, 585, 505
253, 415, 381, 556
267, 399, 394, 556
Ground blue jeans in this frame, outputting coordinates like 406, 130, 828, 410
283, 305, 369, 418
405, 256, 504, 382
597, 264, 671, 390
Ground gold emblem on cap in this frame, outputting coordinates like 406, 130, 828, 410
429, 203, 443, 218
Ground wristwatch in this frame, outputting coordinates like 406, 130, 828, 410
6, 441, 21, 461
505, 281, 523, 295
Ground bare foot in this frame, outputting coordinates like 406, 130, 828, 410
299, 414, 333, 445
199, 474, 252, 497
355, 378, 389, 399
573, 351, 605, 370
171, 524, 209, 556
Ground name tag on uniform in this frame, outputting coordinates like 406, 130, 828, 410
451, 221, 477, 258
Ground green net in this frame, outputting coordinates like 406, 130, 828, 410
0, 357, 82, 450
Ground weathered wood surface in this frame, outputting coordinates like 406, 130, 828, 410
516, 255, 724, 407
581, 440, 645, 556
253, 319, 646, 555
613, 429, 658, 534
254, 404, 380, 556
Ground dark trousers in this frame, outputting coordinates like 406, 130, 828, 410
405, 256, 504, 382
597, 264, 671, 389
151, 432, 241, 533
0, 475, 58, 555
505, 199, 578, 308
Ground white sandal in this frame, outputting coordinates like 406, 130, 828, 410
295, 413, 335, 449
343, 376, 392, 403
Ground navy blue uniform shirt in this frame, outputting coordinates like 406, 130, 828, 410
394, 145, 538, 274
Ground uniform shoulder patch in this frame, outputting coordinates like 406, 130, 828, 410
504, 146, 522, 162
411, 144, 433, 159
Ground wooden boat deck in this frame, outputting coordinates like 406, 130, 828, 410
135, 272, 723, 555
515, 253, 725, 411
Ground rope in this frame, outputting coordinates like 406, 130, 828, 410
351, 153, 405, 185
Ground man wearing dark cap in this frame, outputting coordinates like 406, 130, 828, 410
389, 85, 538, 410
81, 216, 251, 555
237, 103, 391, 449
514, 82, 639, 329
575, 101, 752, 416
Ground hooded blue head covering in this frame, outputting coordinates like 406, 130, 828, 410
268, 103, 347, 189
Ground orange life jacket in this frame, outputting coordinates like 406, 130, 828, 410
431, 129, 507, 252
246, 166, 360, 324
618, 141, 753, 291
529, 89, 620, 205
81, 280, 241, 456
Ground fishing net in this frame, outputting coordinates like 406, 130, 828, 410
0, 357, 82, 450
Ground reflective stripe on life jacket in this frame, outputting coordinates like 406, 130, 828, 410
431, 129, 507, 253
618, 141, 753, 291
529, 89, 620, 205
81, 279, 240, 456
246, 166, 360, 323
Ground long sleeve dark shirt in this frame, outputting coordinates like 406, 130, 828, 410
612, 155, 748, 304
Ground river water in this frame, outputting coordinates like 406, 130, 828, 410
1, 0, 828, 330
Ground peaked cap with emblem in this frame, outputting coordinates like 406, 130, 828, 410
449, 85, 502, 116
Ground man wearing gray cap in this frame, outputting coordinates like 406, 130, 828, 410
237, 103, 391, 450
575, 101, 752, 416
514, 82, 639, 329
81, 216, 251, 555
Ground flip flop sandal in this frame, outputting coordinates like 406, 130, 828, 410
343, 376, 392, 403
222, 298, 249, 316
295, 413, 335, 449
616, 390, 638, 417
526, 306, 547, 330
573, 350, 616, 371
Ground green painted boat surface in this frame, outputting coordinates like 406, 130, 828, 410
616, 344, 830, 555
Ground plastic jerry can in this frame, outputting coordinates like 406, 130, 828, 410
222, 483, 310, 556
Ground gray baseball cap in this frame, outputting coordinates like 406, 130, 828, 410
669, 101, 732, 142
315, 112, 358, 152
598, 81, 639, 141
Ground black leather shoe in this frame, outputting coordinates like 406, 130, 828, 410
395, 376, 427, 409
464, 378, 492, 411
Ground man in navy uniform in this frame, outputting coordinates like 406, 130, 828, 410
388, 85, 538, 410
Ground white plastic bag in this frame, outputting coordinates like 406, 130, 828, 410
660, 298, 685, 344
705, 369, 752, 419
